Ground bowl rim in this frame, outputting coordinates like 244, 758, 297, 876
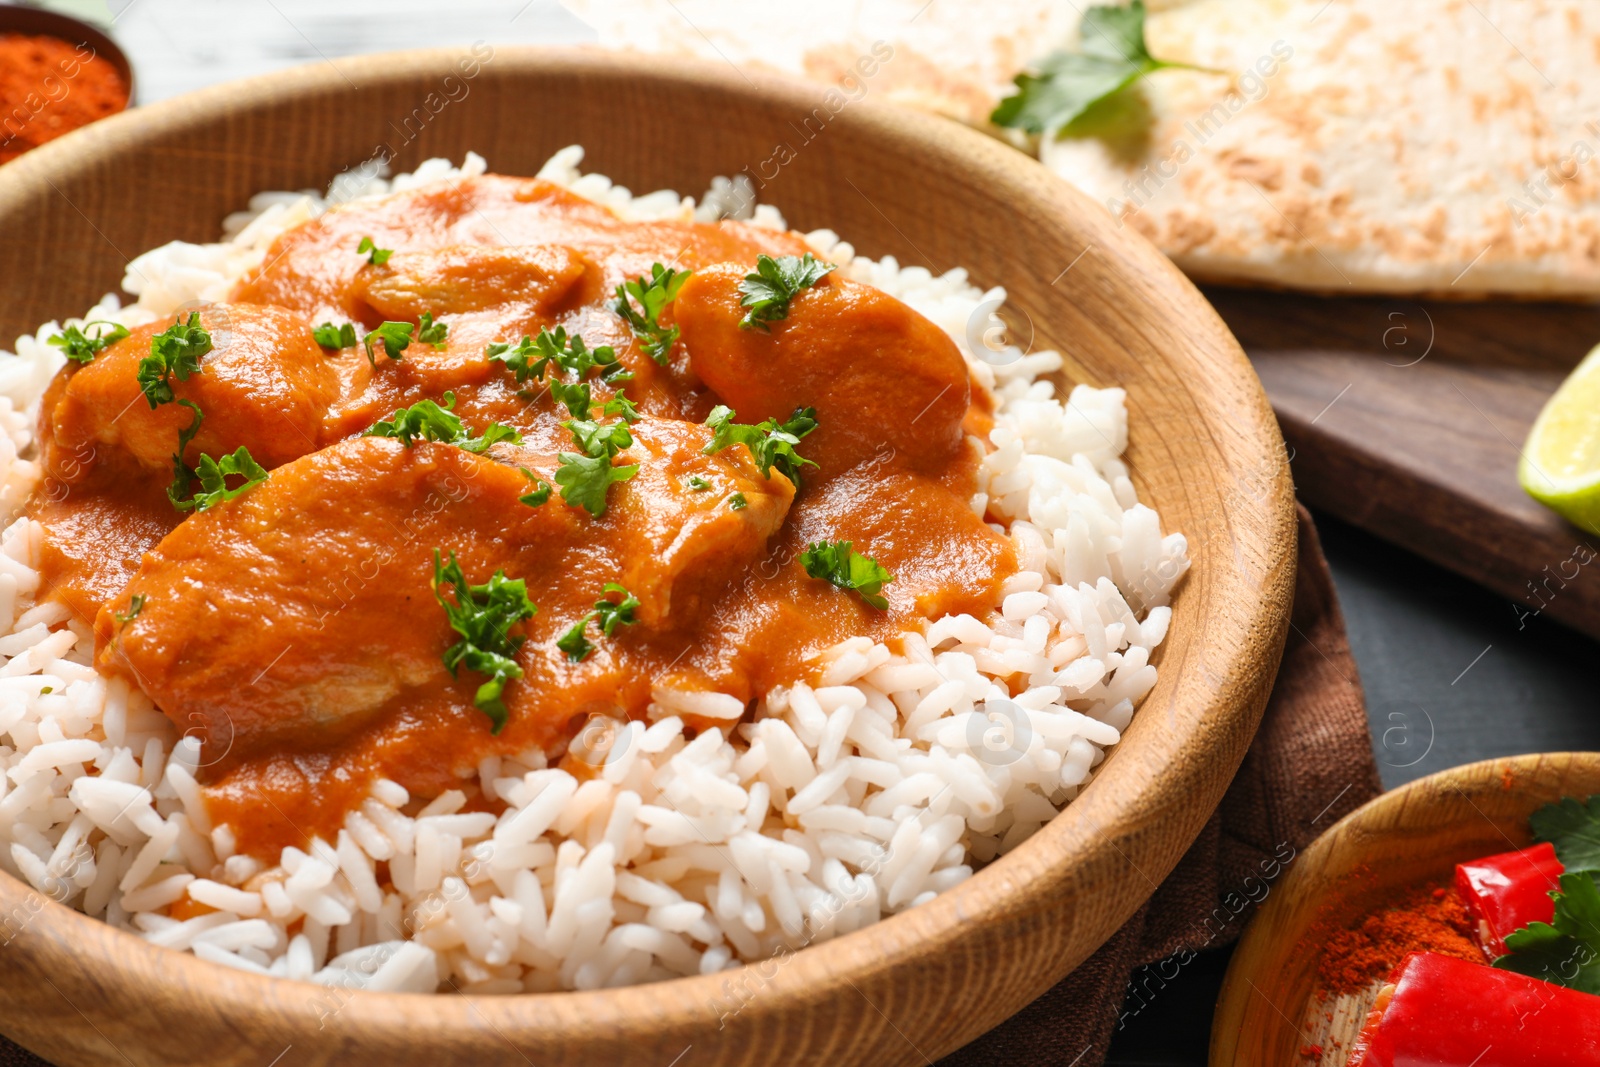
0, 45, 1297, 1062
1210, 751, 1600, 1066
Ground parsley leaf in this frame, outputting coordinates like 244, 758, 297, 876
702, 405, 819, 486
518, 468, 552, 508
738, 253, 834, 331
363, 321, 413, 366
565, 418, 634, 459
185, 448, 270, 511
1495, 871, 1600, 994
557, 583, 641, 662
611, 263, 691, 365
1532, 795, 1600, 875
48, 321, 128, 364
313, 322, 358, 350
549, 379, 592, 419
417, 312, 448, 348
431, 549, 536, 733
599, 391, 641, 423
555, 451, 638, 517
115, 593, 146, 625
137, 313, 211, 408
486, 335, 546, 382
554, 417, 637, 518
363, 391, 522, 453
165, 399, 206, 510
800, 540, 894, 609
728, 492, 748, 511
990, 1, 1213, 140
488, 326, 622, 384
167, 405, 269, 514
357, 236, 393, 266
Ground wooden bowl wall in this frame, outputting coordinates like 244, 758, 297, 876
0, 48, 1296, 1067
1211, 752, 1600, 1066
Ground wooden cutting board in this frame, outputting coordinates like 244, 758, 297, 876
1201, 287, 1600, 639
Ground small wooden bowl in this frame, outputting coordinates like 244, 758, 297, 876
1212, 752, 1600, 1066
0, 6, 135, 110
0, 49, 1296, 1066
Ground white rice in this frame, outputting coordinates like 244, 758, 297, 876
0, 147, 1188, 994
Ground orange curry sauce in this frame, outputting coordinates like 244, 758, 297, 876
30, 175, 1015, 859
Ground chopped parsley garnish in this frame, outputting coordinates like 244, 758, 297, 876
599, 391, 641, 423
431, 549, 536, 734
556, 584, 641, 662
555, 452, 637, 517
357, 236, 393, 266
686, 475, 711, 491
313, 322, 357, 350
702, 405, 818, 486
169, 438, 270, 513
165, 399, 206, 509
137, 313, 211, 408
738, 253, 834, 331
363, 391, 521, 453
486, 335, 542, 382
114, 594, 146, 625
728, 493, 748, 511
1495, 871, 1600, 994
611, 263, 691, 365
550, 379, 593, 419
990, 1, 1214, 140
363, 321, 413, 366
48, 321, 128, 364
417, 312, 448, 348
487, 327, 622, 384
800, 540, 894, 609
555, 418, 637, 518
518, 468, 552, 508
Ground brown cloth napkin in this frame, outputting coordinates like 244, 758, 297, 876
941, 505, 1381, 1065
0, 508, 1376, 1067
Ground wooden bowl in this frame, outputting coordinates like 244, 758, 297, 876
1212, 752, 1600, 1066
0, 6, 135, 111
0, 48, 1296, 1066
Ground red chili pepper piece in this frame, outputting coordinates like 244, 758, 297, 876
1454, 841, 1563, 957
1347, 951, 1600, 1067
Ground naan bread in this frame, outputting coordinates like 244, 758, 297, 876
564, 0, 1600, 298
1046, 0, 1600, 298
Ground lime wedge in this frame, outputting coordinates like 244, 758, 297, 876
1521, 342, 1600, 534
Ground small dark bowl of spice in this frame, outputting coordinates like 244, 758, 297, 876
0, 4, 133, 166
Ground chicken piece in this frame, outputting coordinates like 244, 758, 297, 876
354, 245, 588, 318
672, 264, 972, 475
45, 303, 338, 481
96, 422, 791, 770
609, 417, 795, 625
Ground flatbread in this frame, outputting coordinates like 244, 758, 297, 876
564, 0, 1600, 298
1044, 0, 1600, 298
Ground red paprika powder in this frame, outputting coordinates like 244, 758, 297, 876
0, 33, 129, 164
1317, 882, 1481, 996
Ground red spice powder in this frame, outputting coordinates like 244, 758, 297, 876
0, 33, 129, 164
1316, 881, 1480, 996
